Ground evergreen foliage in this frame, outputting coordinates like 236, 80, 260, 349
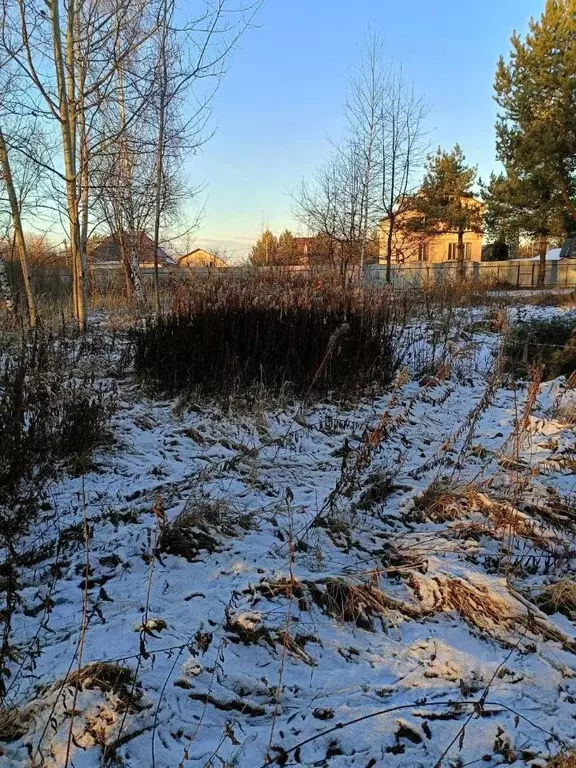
409, 145, 483, 272
494, 0, 576, 230
250, 230, 278, 265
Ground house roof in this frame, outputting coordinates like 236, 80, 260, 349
90, 233, 175, 265
177, 249, 228, 267
379, 195, 484, 224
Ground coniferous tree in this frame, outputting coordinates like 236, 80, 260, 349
250, 230, 278, 265
276, 230, 299, 265
495, 0, 576, 226
482, 170, 564, 283
410, 145, 482, 276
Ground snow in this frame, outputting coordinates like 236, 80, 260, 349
2, 303, 576, 767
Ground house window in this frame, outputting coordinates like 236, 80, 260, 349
447, 242, 471, 261
418, 243, 429, 262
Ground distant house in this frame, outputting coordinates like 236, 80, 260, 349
177, 248, 228, 268
90, 233, 175, 269
379, 198, 484, 264
293, 236, 378, 267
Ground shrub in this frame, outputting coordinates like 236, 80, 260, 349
504, 316, 576, 379
0, 331, 115, 542
132, 302, 404, 400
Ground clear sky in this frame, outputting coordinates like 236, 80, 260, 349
189, 0, 545, 261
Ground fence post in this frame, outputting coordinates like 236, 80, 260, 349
531, 262, 536, 288
516, 263, 520, 289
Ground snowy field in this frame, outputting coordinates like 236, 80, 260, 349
2, 302, 576, 767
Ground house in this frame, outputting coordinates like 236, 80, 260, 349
379, 198, 484, 265
177, 248, 228, 268
90, 233, 175, 268
293, 236, 379, 267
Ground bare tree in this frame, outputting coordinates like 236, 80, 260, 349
295, 34, 427, 284
345, 33, 383, 278
295, 141, 367, 282
0, 0, 165, 327
0, 125, 36, 326
378, 70, 427, 283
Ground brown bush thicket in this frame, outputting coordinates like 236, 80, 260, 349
0, 331, 115, 542
132, 283, 407, 400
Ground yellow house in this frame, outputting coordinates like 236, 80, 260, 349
379, 198, 484, 265
177, 248, 228, 268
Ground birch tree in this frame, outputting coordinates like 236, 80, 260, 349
0, 0, 162, 327
296, 34, 427, 284
378, 71, 427, 283
0, 126, 36, 326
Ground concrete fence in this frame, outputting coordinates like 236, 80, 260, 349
365, 259, 576, 289
7, 260, 576, 297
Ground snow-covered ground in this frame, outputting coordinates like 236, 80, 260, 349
2, 304, 576, 767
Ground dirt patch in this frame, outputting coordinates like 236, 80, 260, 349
188, 692, 266, 717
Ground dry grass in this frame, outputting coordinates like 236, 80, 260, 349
551, 405, 576, 426
548, 754, 576, 768
65, 662, 136, 706
159, 496, 252, 561
0, 706, 29, 743
409, 573, 576, 652
411, 482, 481, 523
535, 580, 576, 619
308, 577, 421, 631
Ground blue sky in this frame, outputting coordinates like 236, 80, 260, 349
189, 0, 545, 260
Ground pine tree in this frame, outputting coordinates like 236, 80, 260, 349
250, 230, 278, 266
495, 0, 576, 226
411, 145, 483, 276
482, 170, 565, 283
276, 230, 299, 265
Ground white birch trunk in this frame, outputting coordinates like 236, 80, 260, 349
0, 256, 14, 313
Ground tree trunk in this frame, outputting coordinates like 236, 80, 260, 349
119, 232, 144, 306
537, 235, 548, 288
0, 256, 14, 314
129, 243, 144, 306
116, 65, 144, 308
457, 230, 465, 280
152, 3, 169, 315
77, 52, 90, 305
50, 0, 86, 330
0, 126, 37, 327
386, 215, 394, 284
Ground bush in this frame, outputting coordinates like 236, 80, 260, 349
133, 303, 404, 400
0, 332, 115, 541
504, 316, 576, 379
